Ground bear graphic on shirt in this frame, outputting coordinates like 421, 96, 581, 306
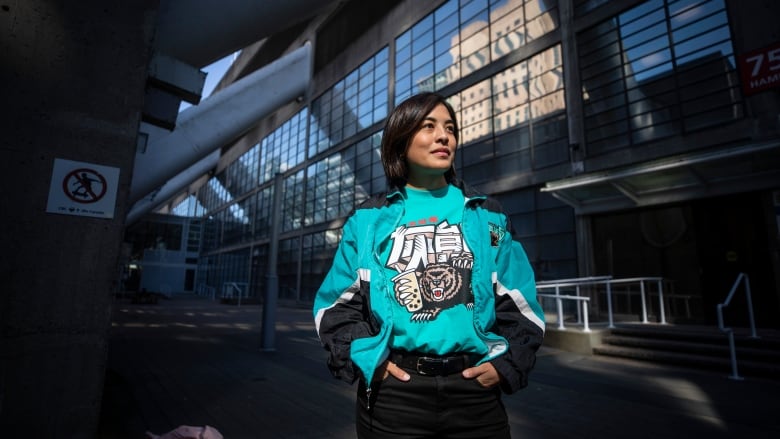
386, 221, 474, 322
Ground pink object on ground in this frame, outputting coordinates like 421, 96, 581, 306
145, 425, 223, 439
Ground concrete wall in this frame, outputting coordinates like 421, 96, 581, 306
0, 1, 156, 436
543, 328, 605, 355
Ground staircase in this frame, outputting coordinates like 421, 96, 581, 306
593, 324, 780, 379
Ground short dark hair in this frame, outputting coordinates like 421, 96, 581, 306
380, 92, 459, 188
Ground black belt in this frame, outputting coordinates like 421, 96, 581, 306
390, 351, 476, 376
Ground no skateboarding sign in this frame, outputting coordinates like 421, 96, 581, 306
47, 158, 119, 219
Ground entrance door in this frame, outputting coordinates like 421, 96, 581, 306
591, 192, 778, 327
591, 205, 700, 323
693, 193, 777, 328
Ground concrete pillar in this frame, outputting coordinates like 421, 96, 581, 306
260, 173, 284, 351
0, 1, 156, 437
559, 0, 585, 165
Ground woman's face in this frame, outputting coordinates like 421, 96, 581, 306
405, 103, 457, 188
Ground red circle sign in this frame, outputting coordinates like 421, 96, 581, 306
62, 168, 107, 203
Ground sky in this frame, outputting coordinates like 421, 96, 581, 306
170, 53, 238, 217
178, 53, 237, 112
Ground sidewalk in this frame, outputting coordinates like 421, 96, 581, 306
98, 295, 780, 438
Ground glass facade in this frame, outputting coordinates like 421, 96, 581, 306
495, 187, 577, 281
579, 0, 742, 155
172, 0, 743, 304
282, 170, 306, 233
299, 228, 343, 302
309, 48, 389, 157
449, 44, 567, 185
260, 109, 307, 183
171, 194, 203, 217
395, 0, 560, 102
253, 186, 273, 240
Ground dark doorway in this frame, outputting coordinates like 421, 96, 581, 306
693, 193, 777, 328
591, 204, 701, 323
590, 192, 778, 327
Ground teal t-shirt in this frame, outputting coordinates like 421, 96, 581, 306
381, 184, 488, 356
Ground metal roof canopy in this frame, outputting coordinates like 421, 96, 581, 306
541, 141, 780, 215
129, 42, 312, 207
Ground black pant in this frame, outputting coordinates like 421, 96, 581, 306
356, 372, 511, 439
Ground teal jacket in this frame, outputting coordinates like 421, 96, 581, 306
313, 179, 545, 394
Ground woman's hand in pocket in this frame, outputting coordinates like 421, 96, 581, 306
462, 362, 500, 388
375, 360, 411, 382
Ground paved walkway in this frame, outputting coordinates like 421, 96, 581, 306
98, 295, 780, 438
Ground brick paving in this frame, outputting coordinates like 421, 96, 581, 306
98, 295, 780, 438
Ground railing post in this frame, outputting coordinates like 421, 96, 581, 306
657, 279, 667, 324
606, 282, 615, 328
555, 286, 565, 330
744, 276, 758, 338
582, 299, 591, 332
575, 284, 582, 323
640, 280, 649, 323
726, 330, 743, 380
718, 272, 757, 380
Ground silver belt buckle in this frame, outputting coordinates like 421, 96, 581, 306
416, 356, 436, 375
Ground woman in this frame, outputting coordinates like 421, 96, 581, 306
313, 92, 545, 438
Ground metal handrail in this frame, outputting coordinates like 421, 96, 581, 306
537, 276, 668, 329
537, 293, 591, 332
536, 275, 613, 286
538, 276, 613, 323
223, 281, 249, 306
717, 272, 758, 380
605, 277, 666, 326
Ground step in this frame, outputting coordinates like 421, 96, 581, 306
593, 345, 780, 378
608, 325, 780, 348
600, 335, 780, 362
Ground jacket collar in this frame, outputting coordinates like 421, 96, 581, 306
385, 178, 487, 205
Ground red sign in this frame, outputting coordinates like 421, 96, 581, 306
62, 168, 108, 203
738, 41, 780, 95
